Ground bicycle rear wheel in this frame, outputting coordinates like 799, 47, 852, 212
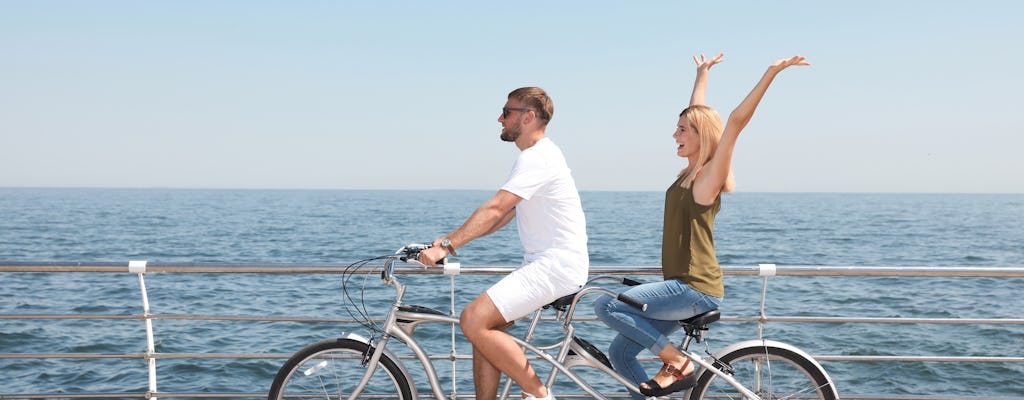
688, 343, 837, 400
268, 338, 414, 400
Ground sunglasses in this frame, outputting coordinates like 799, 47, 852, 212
501, 107, 533, 118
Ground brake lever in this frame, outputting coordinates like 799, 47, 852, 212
402, 241, 460, 275
396, 242, 447, 268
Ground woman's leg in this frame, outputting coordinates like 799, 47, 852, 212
596, 280, 717, 354
594, 280, 721, 395
606, 334, 650, 400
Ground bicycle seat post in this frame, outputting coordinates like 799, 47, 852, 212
679, 310, 720, 351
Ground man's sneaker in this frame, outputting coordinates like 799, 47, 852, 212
524, 390, 555, 400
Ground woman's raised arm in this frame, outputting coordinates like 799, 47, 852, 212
692, 55, 809, 205
689, 52, 723, 107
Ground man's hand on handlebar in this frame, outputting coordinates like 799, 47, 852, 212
417, 244, 449, 267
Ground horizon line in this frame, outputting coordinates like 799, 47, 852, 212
2, 186, 1021, 195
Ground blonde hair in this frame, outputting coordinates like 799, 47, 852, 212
678, 105, 735, 192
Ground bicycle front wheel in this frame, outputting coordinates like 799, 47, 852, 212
688, 343, 837, 400
268, 338, 414, 400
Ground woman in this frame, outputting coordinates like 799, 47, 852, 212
594, 53, 809, 398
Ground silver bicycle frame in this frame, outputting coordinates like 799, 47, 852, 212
345, 259, 786, 400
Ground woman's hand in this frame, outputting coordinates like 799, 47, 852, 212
768, 55, 810, 72
689, 52, 723, 106
694, 52, 724, 73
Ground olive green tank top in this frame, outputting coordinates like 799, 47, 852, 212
661, 175, 724, 297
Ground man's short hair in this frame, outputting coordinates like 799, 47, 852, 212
508, 87, 553, 126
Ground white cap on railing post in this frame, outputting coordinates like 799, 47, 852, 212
756, 264, 776, 340
129, 260, 148, 273
443, 262, 461, 276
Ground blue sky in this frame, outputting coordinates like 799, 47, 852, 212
2, 1, 1021, 193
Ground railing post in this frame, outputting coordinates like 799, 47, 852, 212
130, 260, 159, 400
445, 264, 461, 400
757, 264, 777, 340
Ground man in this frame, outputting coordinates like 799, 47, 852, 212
419, 87, 589, 400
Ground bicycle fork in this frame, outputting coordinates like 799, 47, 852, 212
349, 318, 399, 400
347, 280, 440, 400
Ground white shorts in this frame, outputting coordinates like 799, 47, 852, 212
486, 250, 587, 322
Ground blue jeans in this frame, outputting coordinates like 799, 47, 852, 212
593, 279, 722, 400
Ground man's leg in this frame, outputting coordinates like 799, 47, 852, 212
470, 320, 514, 400
471, 343, 502, 400
461, 293, 548, 400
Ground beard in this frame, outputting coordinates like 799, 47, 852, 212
500, 122, 521, 142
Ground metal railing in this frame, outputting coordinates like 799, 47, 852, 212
1, 262, 1022, 400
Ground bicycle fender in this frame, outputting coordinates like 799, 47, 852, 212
707, 339, 839, 395
339, 331, 372, 344
338, 331, 419, 399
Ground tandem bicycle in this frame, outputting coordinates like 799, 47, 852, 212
268, 244, 839, 400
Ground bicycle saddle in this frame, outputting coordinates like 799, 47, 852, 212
544, 292, 579, 312
679, 309, 720, 328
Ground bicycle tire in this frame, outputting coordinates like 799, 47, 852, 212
268, 338, 414, 400
687, 343, 837, 400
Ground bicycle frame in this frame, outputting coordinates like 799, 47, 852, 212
343, 257, 766, 400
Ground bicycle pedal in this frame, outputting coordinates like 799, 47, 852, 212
568, 336, 612, 369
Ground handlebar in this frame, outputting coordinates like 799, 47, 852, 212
617, 276, 647, 309
617, 293, 648, 311
382, 243, 455, 281
584, 275, 648, 311
392, 243, 447, 265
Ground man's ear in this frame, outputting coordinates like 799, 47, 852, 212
523, 110, 537, 126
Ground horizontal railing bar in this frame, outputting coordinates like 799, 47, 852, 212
421, 353, 1024, 364
0, 353, 292, 360
156, 395, 270, 399
6, 351, 1024, 364
840, 397, 1016, 400
152, 352, 293, 359
0, 395, 271, 399
0, 392, 428, 398
2, 263, 1024, 277
0, 394, 149, 399
0, 314, 142, 320
5, 313, 1021, 326
142, 395, 265, 399
1, 394, 1014, 400
0, 353, 146, 359
0, 392, 1019, 400
148, 314, 353, 322
0, 314, 355, 322
814, 355, 1024, 363
759, 316, 1024, 324
846, 397, 1018, 400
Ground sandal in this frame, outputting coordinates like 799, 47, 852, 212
638, 358, 697, 397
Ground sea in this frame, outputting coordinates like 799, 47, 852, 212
1, 188, 1022, 399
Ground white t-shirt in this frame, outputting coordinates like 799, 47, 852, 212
500, 137, 589, 272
